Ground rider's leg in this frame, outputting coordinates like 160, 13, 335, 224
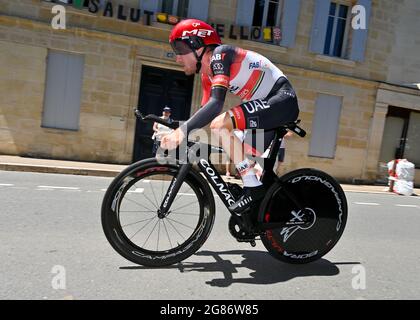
226, 160, 231, 177
210, 113, 262, 188
212, 78, 299, 214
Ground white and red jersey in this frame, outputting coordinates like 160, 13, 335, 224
201, 45, 285, 105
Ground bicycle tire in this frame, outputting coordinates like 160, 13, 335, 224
259, 168, 348, 264
101, 159, 216, 267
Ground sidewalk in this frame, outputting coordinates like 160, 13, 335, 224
0, 155, 125, 177
1, 155, 419, 195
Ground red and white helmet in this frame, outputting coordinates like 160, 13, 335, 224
169, 19, 222, 56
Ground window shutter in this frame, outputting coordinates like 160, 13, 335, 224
42, 51, 84, 130
349, 0, 372, 62
280, 0, 301, 47
236, 0, 255, 26
188, 0, 210, 21
140, 0, 160, 13
309, 94, 343, 158
309, 0, 331, 54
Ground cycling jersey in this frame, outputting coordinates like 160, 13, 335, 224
202, 45, 285, 104
179, 45, 299, 152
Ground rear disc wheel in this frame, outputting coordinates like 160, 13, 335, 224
259, 168, 348, 264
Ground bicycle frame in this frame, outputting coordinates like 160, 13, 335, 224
106, 111, 346, 265
158, 128, 288, 218
135, 109, 306, 220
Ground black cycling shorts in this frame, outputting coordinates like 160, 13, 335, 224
229, 77, 299, 131
229, 77, 299, 155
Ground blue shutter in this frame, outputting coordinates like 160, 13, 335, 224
309, 0, 331, 54
140, 0, 159, 12
280, 0, 301, 47
188, 0, 210, 21
350, 0, 372, 62
42, 51, 84, 130
309, 94, 343, 159
236, 0, 255, 26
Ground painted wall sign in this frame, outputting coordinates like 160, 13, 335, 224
43, 0, 282, 44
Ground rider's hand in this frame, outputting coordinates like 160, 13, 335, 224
160, 128, 185, 150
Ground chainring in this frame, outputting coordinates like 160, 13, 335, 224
228, 216, 256, 241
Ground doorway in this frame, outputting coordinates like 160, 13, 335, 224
379, 106, 420, 168
133, 65, 194, 162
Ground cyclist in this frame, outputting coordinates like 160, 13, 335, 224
161, 19, 299, 214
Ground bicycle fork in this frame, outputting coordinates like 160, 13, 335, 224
157, 162, 193, 218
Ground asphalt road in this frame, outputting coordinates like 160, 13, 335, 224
0, 171, 419, 300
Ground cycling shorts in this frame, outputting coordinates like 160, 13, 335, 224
229, 77, 299, 131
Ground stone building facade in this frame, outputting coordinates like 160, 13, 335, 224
0, 0, 419, 184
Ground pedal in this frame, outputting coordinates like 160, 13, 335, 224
236, 238, 254, 243
235, 238, 257, 247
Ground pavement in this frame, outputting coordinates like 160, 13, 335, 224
0, 155, 125, 177
0, 155, 419, 195
1, 170, 420, 299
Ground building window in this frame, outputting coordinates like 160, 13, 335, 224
42, 51, 84, 131
379, 107, 420, 168
309, 94, 343, 159
161, 0, 190, 18
252, 0, 283, 27
323, 2, 350, 58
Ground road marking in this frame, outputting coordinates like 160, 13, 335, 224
37, 186, 80, 190
0, 184, 14, 186
354, 202, 380, 206
395, 204, 418, 208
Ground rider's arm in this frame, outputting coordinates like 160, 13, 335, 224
201, 73, 212, 106
179, 46, 232, 136
179, 86, 227, 136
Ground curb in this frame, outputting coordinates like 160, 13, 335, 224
1, 162, 418, 196
0, 163, 120, 178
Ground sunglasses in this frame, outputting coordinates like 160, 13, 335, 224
170, 37, 205, 55
171, 39, 192, 55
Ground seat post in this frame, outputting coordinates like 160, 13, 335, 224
260, 128, 288, 185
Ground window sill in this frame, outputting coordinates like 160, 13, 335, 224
315, 54, 356, 67
237, 39, 288, 54
308, 154, 335, 160
41, 126, 79, 133
149, 22, 173, 31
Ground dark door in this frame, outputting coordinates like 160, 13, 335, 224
133, 66, 194, 162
